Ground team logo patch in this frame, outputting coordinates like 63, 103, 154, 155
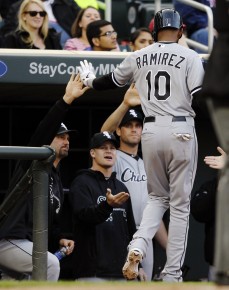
103, 131, 112, 139
129, 109, 138, 118
0, 61, 7, 77
97, 195, 106, 204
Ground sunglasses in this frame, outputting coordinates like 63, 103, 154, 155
99, 31, 117, 38
24, 11, 47, 17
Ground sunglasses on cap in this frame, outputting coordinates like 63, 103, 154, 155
24, 11, 47, 17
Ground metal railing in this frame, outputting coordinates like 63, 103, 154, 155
105, 0, 214, 53
176, 0, 214, 53
0, 146, 55, 280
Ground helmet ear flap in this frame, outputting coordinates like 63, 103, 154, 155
153, 31, 157, 42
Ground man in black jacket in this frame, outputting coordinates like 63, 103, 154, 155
69, 131, 137, 281
191, 177, 218, 280
191, 146, 226, 281
0, 74, 89, 280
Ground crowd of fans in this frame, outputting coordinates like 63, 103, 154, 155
0, 0, 216, 52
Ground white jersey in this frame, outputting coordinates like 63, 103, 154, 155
112, 42, 204, 118
114, 150, 148, 227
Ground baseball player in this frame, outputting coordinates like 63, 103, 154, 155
78, 8, 204, 282
101, 85, 168, 281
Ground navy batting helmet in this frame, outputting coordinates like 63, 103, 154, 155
153, 9, 183, 42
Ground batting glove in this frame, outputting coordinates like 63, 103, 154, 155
78, 60, 96, 88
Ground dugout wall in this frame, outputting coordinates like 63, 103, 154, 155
0, 50, 218, 281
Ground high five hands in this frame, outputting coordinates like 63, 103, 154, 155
78, 60, 96, 87
63, 73, 90, 104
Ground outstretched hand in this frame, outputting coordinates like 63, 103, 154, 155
106, 188, 129, 207
78, 60, 96, 87
63, 73, 90, 104
123, 83, 141, 107
204, 146, 227, 169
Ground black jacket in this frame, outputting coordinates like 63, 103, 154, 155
69, 169, 136, 279
0, 99, 70, 253
0, 0, 19, 19
3, 28, 62, 49
191, 178, 218, 265
52, 0, 80, 36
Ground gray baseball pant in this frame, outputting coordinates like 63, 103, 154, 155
0, 239, 60, 281
128, 116, 198, 282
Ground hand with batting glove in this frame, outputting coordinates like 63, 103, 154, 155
78, 60, 96, 87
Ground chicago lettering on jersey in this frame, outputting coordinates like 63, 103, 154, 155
136, 53, 185, 69
121, 168, 147, 183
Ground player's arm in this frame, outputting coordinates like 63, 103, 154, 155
78, 60, 117, 89
78, 59, 133, 90
93, 73, 119, 90
101, 83, 141, 132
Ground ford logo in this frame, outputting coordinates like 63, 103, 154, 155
0, 61, 8, 77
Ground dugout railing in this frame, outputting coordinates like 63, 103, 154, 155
0, 146, 55, 280
176, 0, 214, 53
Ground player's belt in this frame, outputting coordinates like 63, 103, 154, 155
144, 116, 186, 123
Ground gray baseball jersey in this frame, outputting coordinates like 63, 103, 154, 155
113, 149, 153, 281
114, 150, 148, 227
111, 43, 204, 117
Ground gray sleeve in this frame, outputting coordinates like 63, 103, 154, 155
187, 53, 205, 95
111, 55, 135, 87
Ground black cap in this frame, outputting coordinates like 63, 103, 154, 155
57, 123, 77, 135
119, 109, 144, 127
90, 131, 119, 149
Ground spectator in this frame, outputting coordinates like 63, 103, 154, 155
51, 0, 80, 40
64, 6, 101, 51
69, 132, 140, 281
2, 0, 62, 49
42, 0, 72, 48
0, 0, 20, 21
101, 85, 168, 281
86, 19, 118, 51
174, 0, 216, 53
0, 74, 89, 280
0, 0, 79, 48
129, 27, 153, 51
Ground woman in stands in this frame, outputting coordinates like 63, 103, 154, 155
129, 27, 153, 51
3, 0, 61, 49
63, 6, 101, 51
